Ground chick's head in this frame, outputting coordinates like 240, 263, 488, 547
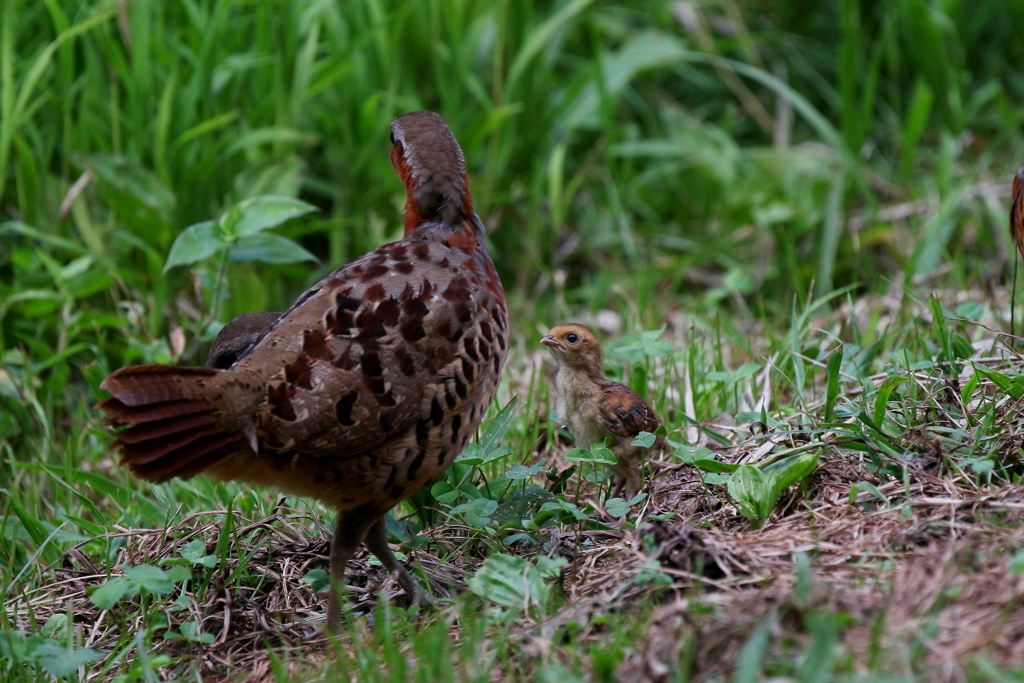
541, 323, 602, 371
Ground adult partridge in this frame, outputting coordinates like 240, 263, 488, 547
542, 324, 666, 498
98, 111, 509, 631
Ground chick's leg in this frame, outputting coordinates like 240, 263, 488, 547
609, 447, 644, 500
364, 515, 428, 606
326, 507, 377, 633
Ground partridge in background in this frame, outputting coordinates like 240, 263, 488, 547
98, 111, 509, 631
1011, 165, 1024, 261
206, 311, 282, 369
542, 324, 667, 498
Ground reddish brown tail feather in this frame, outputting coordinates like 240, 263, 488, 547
97, 365, 244, 483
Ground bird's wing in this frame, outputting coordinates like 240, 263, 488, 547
595, 380, 660, 438
236, 238, 506, 458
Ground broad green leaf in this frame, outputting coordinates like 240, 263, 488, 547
164, 220, 225, 272
0, 630, 30, 662
563, 447, 616, 464
179, 539, 217, 568
955, 301, 984, 320
229, 233, 317, 264
764, 450, 819, 496
492, 487, 556, 526
734, 363, 761, 381
971, 459, 995, 474
604, 497, 630, 518
539, 499, 589, 521
34, 642, 104, 677
300, 568, 329, 592
674, 446, 718, 464
169, 621, 215, 644
481, 445, 514, 465
563, 448, 589, 462
535, 555, 569, 577
728, 465, 775, 523
605, 495, 647, 519
847, 481, 890, 507
632, 431, 656, 448
430, 480, 461, 503
89, 577, 134, 609
450, 498, 498, 527
505, 461, 543, 480
693, 458, 739, 474
468, 553, 565, 611
230, 195, 317, 236
959, 372, 980, 406
454, 443, 484, 466
124, 564, 177, 594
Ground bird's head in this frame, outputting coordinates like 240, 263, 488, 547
541, 323, 603, 372
390, 111, 473, 236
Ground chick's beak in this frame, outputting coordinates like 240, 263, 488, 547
540, 335, 563, 350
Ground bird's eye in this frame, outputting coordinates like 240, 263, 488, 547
566, 333, 579, 344
389, 131, 397, 145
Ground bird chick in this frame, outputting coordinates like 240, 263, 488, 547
541, 323, 666, 498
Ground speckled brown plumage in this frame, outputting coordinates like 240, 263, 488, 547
97, 111, 508, 631
542, 324, 666, 499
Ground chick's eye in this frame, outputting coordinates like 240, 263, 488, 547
566, 333, 579, 344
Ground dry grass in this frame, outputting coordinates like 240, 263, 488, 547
10, 447, 1024, 681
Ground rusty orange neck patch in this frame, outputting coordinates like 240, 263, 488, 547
392, 143, 475, 238
391, 145, 422, 237
443, 221, 479, 252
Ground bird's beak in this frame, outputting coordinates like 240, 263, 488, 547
540, 335, 563, 350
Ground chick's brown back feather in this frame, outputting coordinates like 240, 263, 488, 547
595, 379, 660, 439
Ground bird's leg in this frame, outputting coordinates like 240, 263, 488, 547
363, 516, 429, 607
326, 508, 376, 633
610, 476, 626, 500
609, 450, 643, 500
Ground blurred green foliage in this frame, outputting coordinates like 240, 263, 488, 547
2, 2, 1024, 678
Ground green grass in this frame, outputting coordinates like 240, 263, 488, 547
4, 0, 1024, 680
